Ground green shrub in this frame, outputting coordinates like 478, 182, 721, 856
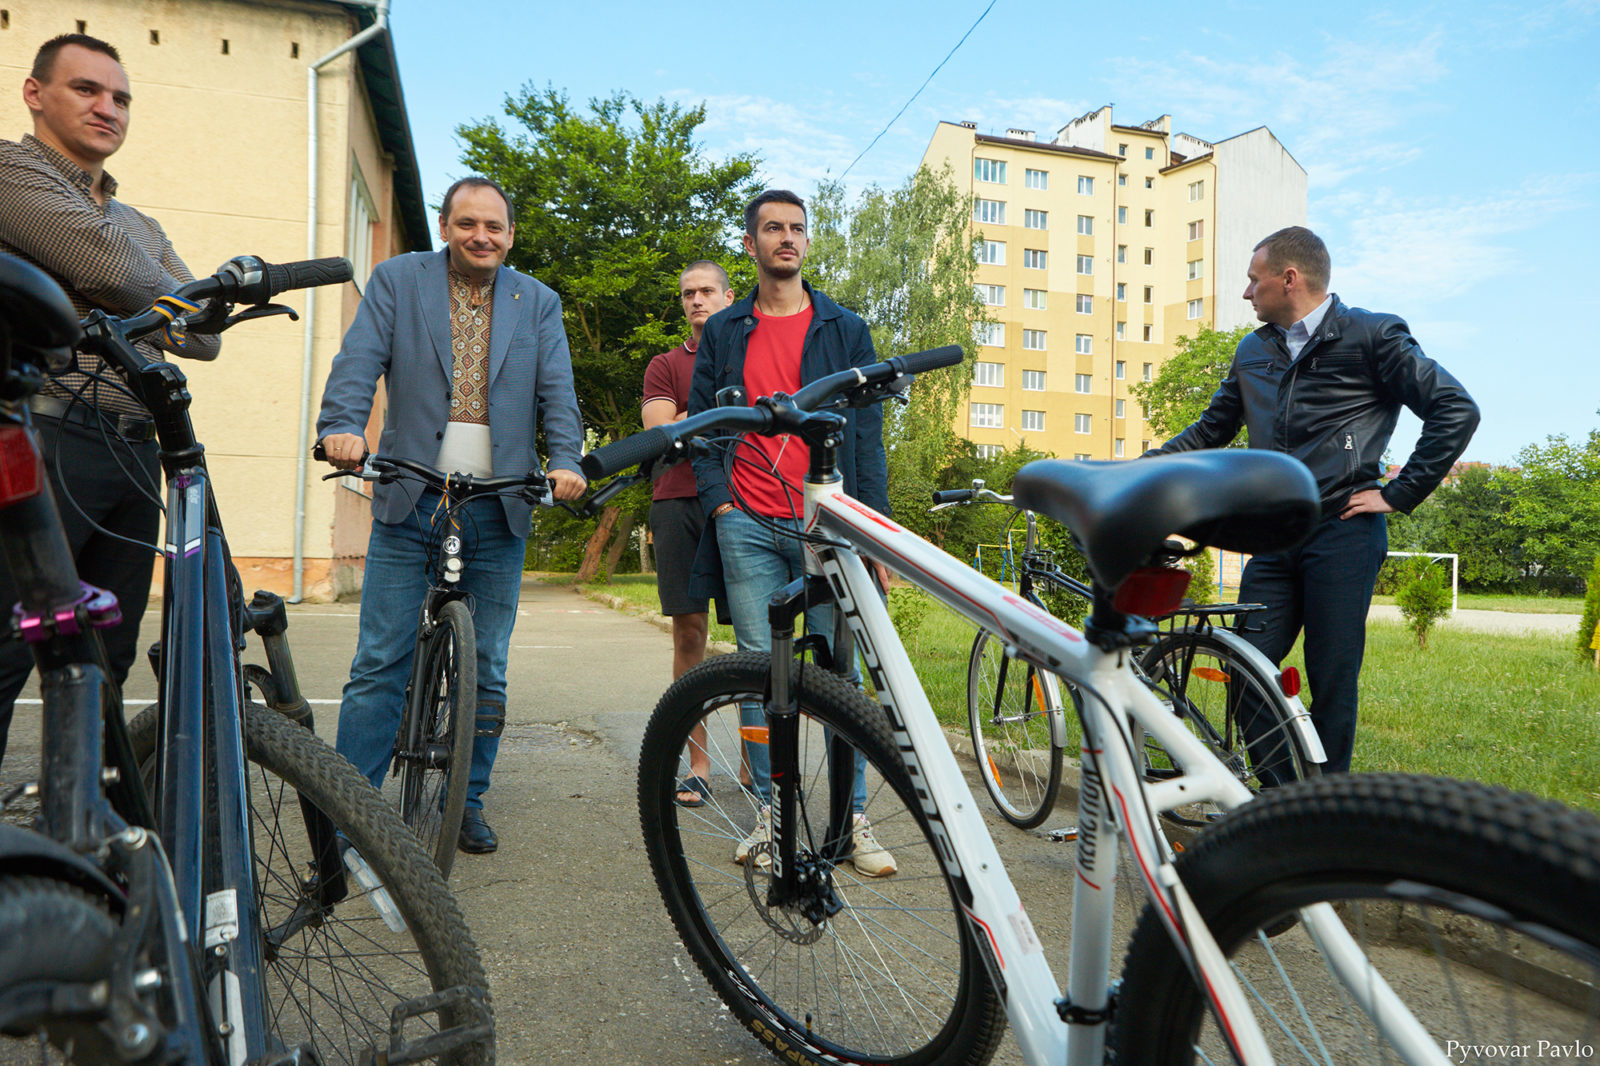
888, 586, 931, 652
1578, 553, 1600, 665
1395, 556, 1452, 649
1184, 545, 1217, 601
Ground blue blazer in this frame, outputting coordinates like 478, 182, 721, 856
317, 249, 585, 534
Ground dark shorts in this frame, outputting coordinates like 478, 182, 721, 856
651, 496, 708, 616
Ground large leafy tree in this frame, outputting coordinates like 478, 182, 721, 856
456, 86, 760, 442
1389, 464, 1523, 590
1131, 325, 1252, 444
1496, 425, 1600, 590
805, 165, 987, 533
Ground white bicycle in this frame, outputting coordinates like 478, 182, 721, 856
583, 345, 1600, 1066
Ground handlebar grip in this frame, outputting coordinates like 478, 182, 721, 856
931, 489, 974, 504
265, 258, 354, 299
580, 427, 671, 481
895, 345, 964, 375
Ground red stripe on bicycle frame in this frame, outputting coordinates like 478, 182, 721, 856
962, 905, 1005, 970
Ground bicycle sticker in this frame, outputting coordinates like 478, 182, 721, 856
203, 888, 239, 949
1009, 907, 1043, 955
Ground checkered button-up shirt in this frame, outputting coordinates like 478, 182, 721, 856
0, 134, 219, 416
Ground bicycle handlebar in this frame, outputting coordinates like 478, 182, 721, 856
580, 345, 965, 481
320, 451, 552, 506
114, 255, 354, 344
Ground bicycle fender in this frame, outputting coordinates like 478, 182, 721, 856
1204, 627, 1328, 766
0, 824, 123, 904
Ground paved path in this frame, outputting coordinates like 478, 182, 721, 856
1368, 603, 1582, 636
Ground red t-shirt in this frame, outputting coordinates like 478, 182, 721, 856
730, 306, 813, 517
641, 343, 699, 501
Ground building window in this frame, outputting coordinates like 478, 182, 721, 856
1117, 206, 1127, 225
1074, 413, 1092, 434
1188, 259, 1203, 281
1118, 142, 1128, 156
1141, 439, 1151, 452
347, 168, 376, 292
1076, 293, 1093, 314
976, 321, 1005, 346
1142, 362, 1153, 381
1145, 176, 1154, 189
1144, 247, 1153, 266
1142, 402, 1151, 419
1075, 334, 1092, 355
975, 198, 1006, 225
1023, 329, 1047, 350
1075, 452, 1092, 460
1143, 286, 1153, 304
1143, 325, 1152, 342
1145, 146, 1154, 160
1077, 214, 1093, 236
1117, 244, 1126, 264
1024, 288, 1047, 310
1026, 249, 1049, 270
975, 158, 1007, 184
973, 361, 1004, 387
1187, 298, 1203, 319
1025, 168, 1048, 189
1074, 254, 1091, 274
977, 240, 1005, 265
1074, 373, 1092, 394
1115, 361, 1126, 379
1021, 409, 1045, 432
1077, 175, 1094, 195
976, 283, 1005, 305
1115, 438, 1125, 457
1022, 370, 1046, 391
1115, 398, 1126, 419
1024, 208, 1048, 229
1117, 174, 1127, 186
1116, 321, 1126, 340
1144, 209, 1154, 227
1116, 283, 1126, 302
970, 402, 1003, 428
975, 443, 1002, 459
1188, 180, 1204, 201
1188, 219, 1203, 240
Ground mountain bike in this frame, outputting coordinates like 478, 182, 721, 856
581, 344, 1600, 1066
0, 252, 493, 1064
931, 481, 1321, 829
319, 454, 553, 878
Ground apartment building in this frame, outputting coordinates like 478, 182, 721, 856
922, 106, 1305, 461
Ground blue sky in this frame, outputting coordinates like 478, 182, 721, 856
385, 0, 1598, 466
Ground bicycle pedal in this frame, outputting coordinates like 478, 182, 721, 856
1047, 826, 1079, 842
368, 984, 493, 1065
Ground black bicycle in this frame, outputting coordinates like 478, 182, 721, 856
0, 252, 493, 1064
321, 453, 552, 878
932, 480, 1321, 829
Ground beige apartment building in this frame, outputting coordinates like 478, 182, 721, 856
1, 0, 429, 599
922, 106, 1305, 461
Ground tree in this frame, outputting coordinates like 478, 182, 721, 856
1495, 425, 1600, 591
1388, 464, 1523, 591
1131, 325, 1252, 443
1577, 553, 1600, 666
1395, 556, 1452, 649
805, 166, 988, 535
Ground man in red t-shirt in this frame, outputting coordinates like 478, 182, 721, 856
643, 260, 733, 807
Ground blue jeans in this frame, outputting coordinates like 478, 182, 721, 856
715, 508, 868, 811
336, 493, 525, 809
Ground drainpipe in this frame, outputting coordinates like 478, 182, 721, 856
292, 0, 389, 602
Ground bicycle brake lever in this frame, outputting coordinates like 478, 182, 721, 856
218, 303, 299, 331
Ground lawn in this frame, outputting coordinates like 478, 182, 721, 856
544, 573, 1600, 812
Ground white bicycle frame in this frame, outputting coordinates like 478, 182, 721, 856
801, 475, 1444, 1066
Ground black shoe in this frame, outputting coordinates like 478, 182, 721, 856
458, 809, 498, 854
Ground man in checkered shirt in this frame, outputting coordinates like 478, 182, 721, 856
0, 34, 219, 770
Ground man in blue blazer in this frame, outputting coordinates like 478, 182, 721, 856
317, 176, 586, 853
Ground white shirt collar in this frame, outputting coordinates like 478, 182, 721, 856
1280, 293, 1334, 361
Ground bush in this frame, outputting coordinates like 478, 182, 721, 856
1184, 545, 1217, 601
1578, 553, 1600, 665
1395, 556, 1452, 649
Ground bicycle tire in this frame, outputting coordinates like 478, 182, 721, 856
397, 600, 476, 879
0, 876, 119, 1060
127, 703, 494, 1065
965, 629, 1066, 829
1137, 627, 1318, 827
1113, 773, 1600, 1065
639, 651, 1006, 1066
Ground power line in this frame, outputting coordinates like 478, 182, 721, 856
837, 0, 1000, 181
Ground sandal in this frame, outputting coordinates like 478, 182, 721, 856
675, 775, 712, 808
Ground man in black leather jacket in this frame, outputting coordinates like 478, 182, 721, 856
1150, 226, 1479, 773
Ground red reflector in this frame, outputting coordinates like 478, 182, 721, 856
1111, 566, 1192, 616
1278, 666, 1302, 698
0, 425, 44, 506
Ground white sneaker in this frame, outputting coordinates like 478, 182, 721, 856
849, 814, 896, 877
733, 805, 772, 869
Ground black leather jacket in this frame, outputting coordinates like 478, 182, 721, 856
1151, 296, 1479, 518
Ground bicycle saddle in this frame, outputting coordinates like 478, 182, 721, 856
1011, 451, 1320, 592
0, 254, 81, 374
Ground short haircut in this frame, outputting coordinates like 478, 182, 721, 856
744, 189, 806, 237
440, 176, 515, 225
680, 260, 731, 292
32, 34, 122, 81
1254, 226, 1330, 292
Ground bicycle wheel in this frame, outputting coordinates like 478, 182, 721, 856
0, 876, 119, 1060
127, 703, 493, 1065
397, 599, 476, 879
1113, 773, 1600, 1064
1138, 627, 1317, 827
640, 652, 1006, 1066
966, 628, 1066, 829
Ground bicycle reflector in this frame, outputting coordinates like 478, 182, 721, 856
0, 424, 44, 506
1111, 566, 1192, 617
1278, 665, 1302, 698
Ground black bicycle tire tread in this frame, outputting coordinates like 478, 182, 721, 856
1112, 772, 1600, 1064
126, 703, 494, 1064
0, 877, 121, 1059
401, 600, 476, 879
965, 629, 1064, 829
639, 651, 1008, 1066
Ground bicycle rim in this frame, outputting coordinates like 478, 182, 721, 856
966, 629, 1065, 829
396, 600, 475, 878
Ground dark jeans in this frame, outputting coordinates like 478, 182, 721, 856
1236, 511, 1388, 774
0, 418, 161, 771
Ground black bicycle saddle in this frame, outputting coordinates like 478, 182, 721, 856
1011, 451, 1320, 592
0, 254, 81, 374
